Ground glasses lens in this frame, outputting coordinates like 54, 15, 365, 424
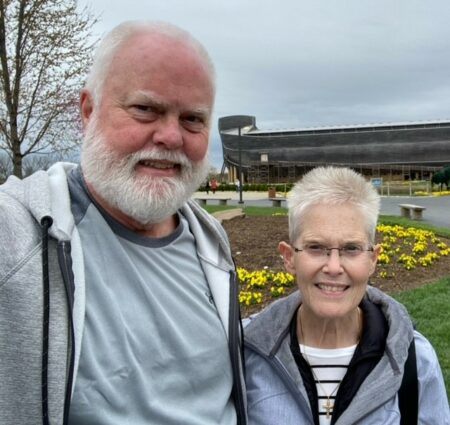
341, 244, 364, 257
304, 244, 327, 256
301, 243, 370, 259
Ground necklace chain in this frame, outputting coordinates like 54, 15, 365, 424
300, 344, 340, 419
298, 307, 362, 420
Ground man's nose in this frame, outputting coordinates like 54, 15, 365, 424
152, 116, 183, 149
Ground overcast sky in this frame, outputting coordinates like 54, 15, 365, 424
80, 0, 450, 169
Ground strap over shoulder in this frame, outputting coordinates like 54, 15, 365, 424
399, 339, 418, 425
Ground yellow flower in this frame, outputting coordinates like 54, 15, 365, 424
239, 291, 263, 305
272, 272, 295, 287
377, 253, 391, 264
270, 286, 285, 297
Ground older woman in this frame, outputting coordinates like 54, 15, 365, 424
244, 167, 449, 425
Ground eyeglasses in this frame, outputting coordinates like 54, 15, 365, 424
292, 243, 374, 259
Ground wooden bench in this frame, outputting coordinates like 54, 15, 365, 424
398, 203, 426, 220
268, 197, 287, 207
196, 197, 231, 206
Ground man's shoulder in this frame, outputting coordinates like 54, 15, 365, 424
0, 162, 76, 241
0, 177, 36, 223
0, 188, 42, 281
0, 165, 61, 213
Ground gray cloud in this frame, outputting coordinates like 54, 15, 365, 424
80, 0, 450, 168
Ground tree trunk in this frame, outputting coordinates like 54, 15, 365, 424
12, 148, 23, 178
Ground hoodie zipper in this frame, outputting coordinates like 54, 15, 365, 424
41, 217, 52, 425
228, 270, 247, 425
57, 241, 76, 425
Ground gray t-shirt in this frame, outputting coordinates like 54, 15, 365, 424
67, 169, 236, 424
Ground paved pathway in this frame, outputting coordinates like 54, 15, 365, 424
193, 191, 450, 229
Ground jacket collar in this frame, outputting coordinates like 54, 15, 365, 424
244, 286, 414, 371
180, 199, 234, 270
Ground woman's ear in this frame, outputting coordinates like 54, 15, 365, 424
368, 243, 382, 276
278, 241, 296, 275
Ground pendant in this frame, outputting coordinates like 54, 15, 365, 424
323, 398, 333, 419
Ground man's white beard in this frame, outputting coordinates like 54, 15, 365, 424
81, 119, 210, 225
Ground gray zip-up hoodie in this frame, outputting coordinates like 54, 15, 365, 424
244, 289, 449, 424
0, 162, 247, 425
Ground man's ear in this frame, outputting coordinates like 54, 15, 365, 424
278, 241, 296, 275
80, 89, 94, 129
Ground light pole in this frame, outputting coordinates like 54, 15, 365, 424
238, 126, 244, 204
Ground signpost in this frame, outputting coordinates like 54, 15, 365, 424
371, 177, 383, 188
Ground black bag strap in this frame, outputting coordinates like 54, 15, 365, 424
399, 338, 418, 425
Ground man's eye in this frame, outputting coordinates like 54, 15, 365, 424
133, 105, 152, 112
129, 105, 160, 120
184, 115, 205, 124
182, 115, 206, 131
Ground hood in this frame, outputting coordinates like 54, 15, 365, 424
0, 162, 77, 241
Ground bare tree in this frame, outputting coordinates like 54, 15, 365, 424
0, 0, 97, 178
0, 151, 12, 182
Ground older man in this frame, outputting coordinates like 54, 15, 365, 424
0, 21, 246, 425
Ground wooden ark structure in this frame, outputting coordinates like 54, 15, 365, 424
218, 115, 450, 183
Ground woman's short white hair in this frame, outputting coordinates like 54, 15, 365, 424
287, 166, 380, 243
84, 20, 216, 106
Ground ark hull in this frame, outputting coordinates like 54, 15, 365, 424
219, 115, 450, 183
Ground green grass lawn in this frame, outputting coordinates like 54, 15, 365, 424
203, 204, 450, 397
393, 277, 450, 398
